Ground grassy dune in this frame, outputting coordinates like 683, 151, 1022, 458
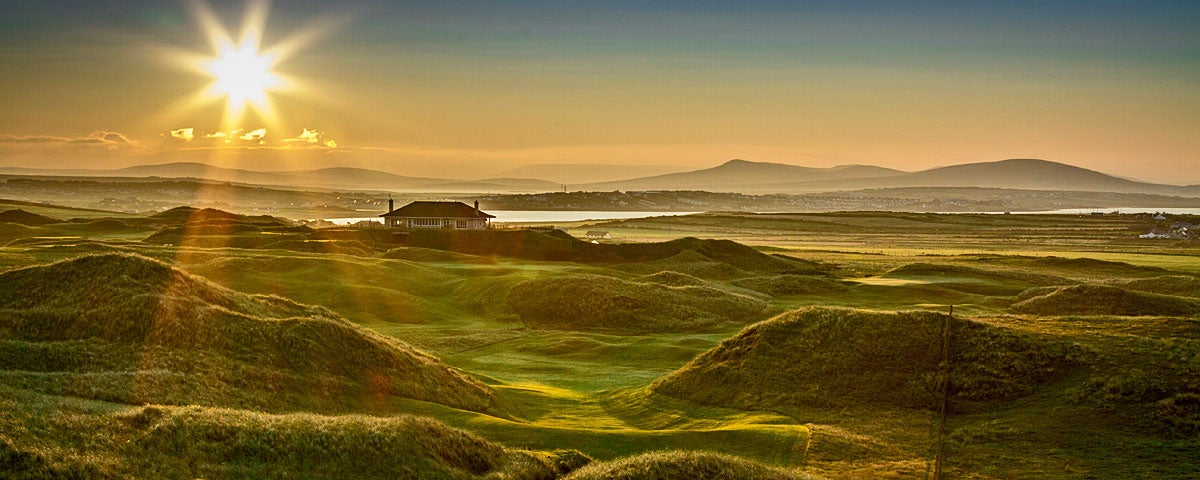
405, 228, 821, 275
1012, 284, 1200, 316
0, 253, 499, 415
2, 206, 1198, 478
0, 389, 587, 479
508, 274, 767, 333
731, 274, 848, 296
652, 307, 1079, 411
1103, 275, 1200, 298
0, 208, 61, 226
563, 450, 812, 480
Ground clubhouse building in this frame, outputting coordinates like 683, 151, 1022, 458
381, 200, 494, 229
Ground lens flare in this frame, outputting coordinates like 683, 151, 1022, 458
207, 42, 281, 115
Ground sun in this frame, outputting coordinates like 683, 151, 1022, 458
206, 42, 280, 113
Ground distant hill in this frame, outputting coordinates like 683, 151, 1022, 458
0, 209, 61, 226
793, 159, 1187, 194
582, 158, 1200, 196
0, 253, 499, 415
496, 163, 689, 184
580, 159, 905, 192
5, 158, 1196, 197
0, 162, 559, 193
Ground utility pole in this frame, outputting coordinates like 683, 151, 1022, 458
934, 304, 952, 479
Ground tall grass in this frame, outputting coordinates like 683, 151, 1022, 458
507, 274, 767, 333
0, 253, 499, 415
652, 307, 1082, 412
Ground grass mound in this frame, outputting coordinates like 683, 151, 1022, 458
123, 405, 581, 479
149, 206, 287, 226
0, 222, 40, 245
384, 246, 495, 264
638, 271, 710, 287
0, 209, 61, 226
258, 239, 375, 257
1026, 255, 1169, 278
652, 307, 1080, 411
0, 394, 590, 480
0, 253, 498, 415
1105, 275, 1200, 298
563, 450, 807, 480
731, 274, 848, 296
1012, 284, 1200, 316
885, 262, 1067, 286
405, 229, 818, 274
507, 274, 766, 333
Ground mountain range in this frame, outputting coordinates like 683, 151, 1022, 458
2, 159, 1196, 197
579, 159, 1199, 196
0, 163, 561, 193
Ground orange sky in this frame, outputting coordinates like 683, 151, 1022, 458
1, 1, 1197, 184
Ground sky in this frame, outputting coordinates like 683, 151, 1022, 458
1, 0, 1198, 183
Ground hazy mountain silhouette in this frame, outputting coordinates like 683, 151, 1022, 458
579, 159, 905, 191
0, 162, 556, 193
2, 158, 1195, 196
496, 163, 689, 184
584, 158, 1199, 195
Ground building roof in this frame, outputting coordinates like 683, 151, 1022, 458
380, 201, 495, 219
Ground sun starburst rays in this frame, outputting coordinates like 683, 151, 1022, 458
161, 0, 303, 130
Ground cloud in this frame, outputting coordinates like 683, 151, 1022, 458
170, 128, 195, 141
282, 128, 337, 148
239, 128, 267, 144
203, 129, 238, 142
0, 131, 137, 149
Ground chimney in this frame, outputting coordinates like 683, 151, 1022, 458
474, 200, 480, 216
388, 196, 394, 213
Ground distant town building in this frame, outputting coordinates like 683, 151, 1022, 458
380, 200, 494, 229
585, 230, 612, 239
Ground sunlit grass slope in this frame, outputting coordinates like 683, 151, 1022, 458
563, 450, 813, 480
0, 253, 498, 415
0, 389, 587, 479
405, 229, 822, 275
0, 208, 61, 226
653, 307, 1080, 411
1012, 284, 1200, 316
508, 274, 767, 333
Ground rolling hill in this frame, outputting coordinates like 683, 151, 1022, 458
0, 253, 500, 415
580, 159, 905, 192
0, 162, 558, 193
496, 163, 691, 184
581, 158, 1200, 195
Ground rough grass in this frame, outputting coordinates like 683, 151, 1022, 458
258, 239, 375, 257
652, 307, 1082, 411
0, 253, 499, 415
149, 206, 288, 227
637, 271, 710, 287
730, 274, 848, 296
1104, 275, 1200, 298
884, 262, 1068, 286
507, 274, 767, 333
1012, 284, 1200, 316
0, 393, 589, 480
0, 209, 62, 226
405, 229, 820, 275
385, 246, 496, 264
562, 450, 811, 480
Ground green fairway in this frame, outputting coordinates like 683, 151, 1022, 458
1, 206, 1196, 478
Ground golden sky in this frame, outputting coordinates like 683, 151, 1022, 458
1, 1, 1198, 183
